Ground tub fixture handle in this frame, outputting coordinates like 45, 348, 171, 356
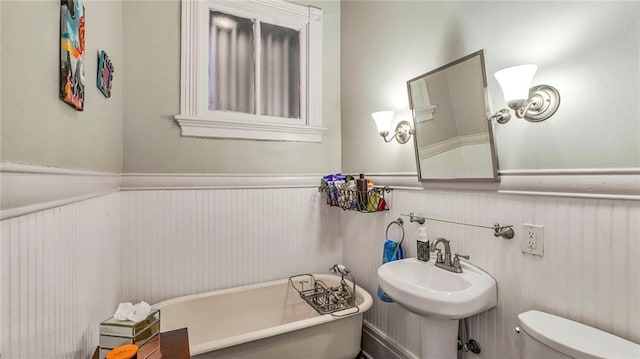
515, 326, 521, 334
298, 280, 309, 291
330, 264, 351, 276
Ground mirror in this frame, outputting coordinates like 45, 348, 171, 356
407, 50, 499, 181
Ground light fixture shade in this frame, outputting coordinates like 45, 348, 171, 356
494, 64, 538, 103
371, 111, 395, 134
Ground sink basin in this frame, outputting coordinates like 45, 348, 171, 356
377, 257, 497, 319
378, 257, 497, 358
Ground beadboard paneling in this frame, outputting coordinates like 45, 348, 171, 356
2, 182, 637, 359
0, 193, 121, 359
342, 189, 639, 358
120, 188, 342, 304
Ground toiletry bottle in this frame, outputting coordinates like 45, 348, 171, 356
367, 191, 379, 212
345, 175, 357, 209
417, 225, 430, 262
365, 179, 376, 211
356, 174, 367, 210
334, 175, 346, 207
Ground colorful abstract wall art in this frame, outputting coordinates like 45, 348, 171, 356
60, 0, 85, 111
97, 51, 114, 98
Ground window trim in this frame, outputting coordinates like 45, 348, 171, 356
177, 0, 324, 142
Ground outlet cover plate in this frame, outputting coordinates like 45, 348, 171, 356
521, 223, 544, 256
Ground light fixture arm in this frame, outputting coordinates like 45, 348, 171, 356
514, 99, 537, 119
379, 121, 413, 144
381, 131, 396, 143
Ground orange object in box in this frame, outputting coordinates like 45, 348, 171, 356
106, 344, 138, 359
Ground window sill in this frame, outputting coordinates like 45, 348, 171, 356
175, 115, 326, 142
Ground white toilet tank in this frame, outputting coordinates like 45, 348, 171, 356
518, 310, 640, 359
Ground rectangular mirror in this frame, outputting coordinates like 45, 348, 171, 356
407, 50, 499, 182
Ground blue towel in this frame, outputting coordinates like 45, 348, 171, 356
377, 239, 405, 302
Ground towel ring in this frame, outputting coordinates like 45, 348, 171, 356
385, 218, 405, 247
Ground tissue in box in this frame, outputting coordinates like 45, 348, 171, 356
100, 309, 160, 337
100, 320, 159, 348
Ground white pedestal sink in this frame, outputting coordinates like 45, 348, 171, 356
378, 258, 497, 358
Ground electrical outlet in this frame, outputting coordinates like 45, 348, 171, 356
521, 224, 544, 256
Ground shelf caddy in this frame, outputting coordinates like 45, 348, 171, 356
401, 212, 514, 239
318, 185, 391, 213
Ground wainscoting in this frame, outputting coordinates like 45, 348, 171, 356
0, 193, 121, 359
119, 188, 342, 304
342, 189, 639, 358
1, 166, 637, 359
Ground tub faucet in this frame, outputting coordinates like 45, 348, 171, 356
330, 264, 357, 306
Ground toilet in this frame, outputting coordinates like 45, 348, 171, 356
518, 310, 640, 358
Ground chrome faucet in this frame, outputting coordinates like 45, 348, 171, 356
430, 237, 469, 273
430, 238, 451, 266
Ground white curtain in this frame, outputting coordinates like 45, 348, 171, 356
209, 12, 300, 119
209, 12, 255, 113
261, 23, 300, 119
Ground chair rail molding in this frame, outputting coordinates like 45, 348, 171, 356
497, 168, 640, 200
120, 172, 324, 190
0, 162, 121, 220
367, 169, 640, 200
2, 164, 637, 220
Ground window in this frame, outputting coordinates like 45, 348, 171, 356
176, 0, 324, 142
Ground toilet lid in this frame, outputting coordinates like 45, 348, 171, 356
518, 310, 640, 359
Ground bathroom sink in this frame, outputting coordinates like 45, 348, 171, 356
377, 258, 497, 319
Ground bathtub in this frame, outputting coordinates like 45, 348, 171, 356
154, 274, 373, 359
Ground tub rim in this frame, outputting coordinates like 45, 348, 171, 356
153, 273, 373, 355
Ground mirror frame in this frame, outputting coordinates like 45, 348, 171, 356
407, 49, 500, 182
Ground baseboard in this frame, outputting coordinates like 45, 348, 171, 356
362, 322, 418, 359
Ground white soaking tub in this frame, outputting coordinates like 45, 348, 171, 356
154, 274, 373, 359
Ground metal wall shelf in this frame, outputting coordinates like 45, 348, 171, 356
318, 185, 391, 213
401, 212, 514, 239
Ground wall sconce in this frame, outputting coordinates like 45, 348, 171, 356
372, 111, 413, 144
491, 64, 561, 124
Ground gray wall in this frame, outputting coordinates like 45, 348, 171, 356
122, 0, 341, 174
1, 0, 123, 173
341, 1, 640, 173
